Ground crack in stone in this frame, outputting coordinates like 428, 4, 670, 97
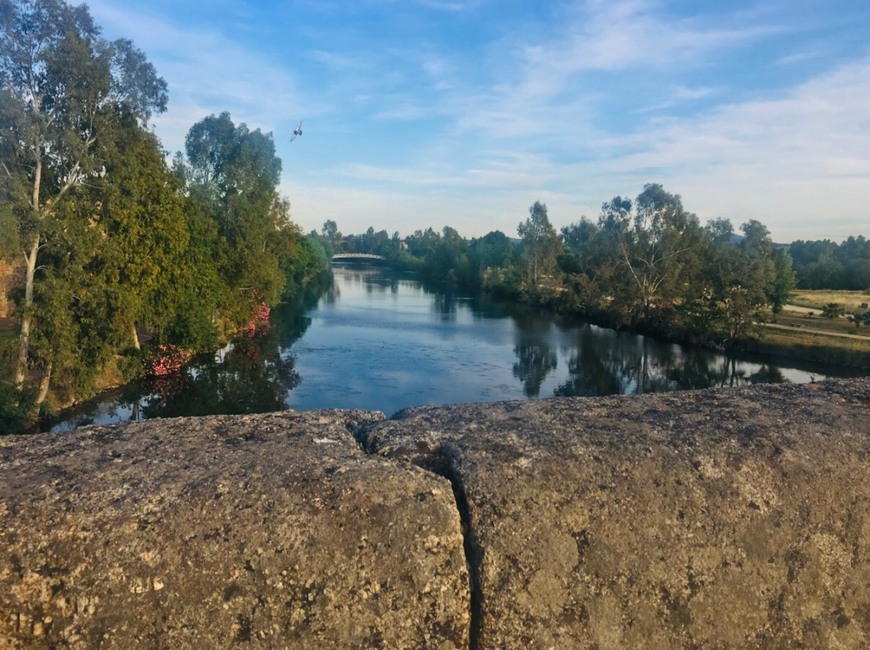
353, 422, 481, 650
424, 445, 483, 650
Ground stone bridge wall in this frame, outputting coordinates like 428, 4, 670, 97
2, 379, 869, 648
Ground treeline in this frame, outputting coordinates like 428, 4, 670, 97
320, 184, 798, 348
0, 0, 324, 429
789, 237, 870, 290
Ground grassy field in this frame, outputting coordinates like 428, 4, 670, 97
755, 290, 870, 368
774, 311, 870, 336
790, 289, 870, 312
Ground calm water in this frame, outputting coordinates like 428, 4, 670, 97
51, 267, 859, 431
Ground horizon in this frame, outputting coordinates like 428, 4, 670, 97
86, 0, 870, 244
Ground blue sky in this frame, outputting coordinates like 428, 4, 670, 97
87, 0, 870, 243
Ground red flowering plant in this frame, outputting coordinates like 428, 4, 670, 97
145, 343, 190, 377
241, 301, 271, 338
142, 343, 192, 404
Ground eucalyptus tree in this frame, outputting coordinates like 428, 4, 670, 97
319, 219, 341, 256
518, 201, 561, 288
609, 185, 704, 321
737, 220, 795, 322
0, 0, 167, 385
559, 216, 625, 312
691, 218, 795, 341
469, 230, 516, 287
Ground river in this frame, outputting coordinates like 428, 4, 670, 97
51, 266, 860, 431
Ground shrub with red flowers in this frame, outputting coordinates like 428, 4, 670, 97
145, 343, 190, 378
241, 302, 271, 338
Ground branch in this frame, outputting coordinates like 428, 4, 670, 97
619, 239, 645, 297
50, 161, 82, 206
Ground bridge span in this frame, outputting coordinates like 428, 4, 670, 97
331, 253, 387, 261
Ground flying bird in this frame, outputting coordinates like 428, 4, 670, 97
289, 121, 303, 142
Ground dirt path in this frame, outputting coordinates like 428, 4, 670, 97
761, 322, 870, 341
783, 304, 819, 315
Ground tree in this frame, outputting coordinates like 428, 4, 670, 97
321, 219, 341, 250
790, 237, 870, 291
619, 184, 701, 320
1, 0, 167, 386
93, 117, 191, 350
822, 303, 844, 319
682, 218, 795, 342
518, 201, 561, 287
558, 217, 623, 312
512, 342, 557, 398
768, 248, 796, 317
470, 230, 515, 276
180, 112, 290, 328
560, 217, 602, 276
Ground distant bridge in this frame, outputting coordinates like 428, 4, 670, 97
331, 253, 387, 261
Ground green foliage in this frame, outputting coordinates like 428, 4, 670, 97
848, 311, 870, 328
318, 219, 342, 256
0, 202, 19, 257
518, 201, 562, 288
821, 303, 845, 319
790, 236, 870, 290
1, 3, 318, 409
117, 347, 145, 383
1, 0, 168, 390
338, 182, 800, 350
0, 383, 37, 434
179, 112, 299, 331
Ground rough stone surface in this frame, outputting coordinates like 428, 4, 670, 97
366, 379, 870, 649
0, 410, 470, 649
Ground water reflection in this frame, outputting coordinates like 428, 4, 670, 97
50, 274, 326, 431
433, 292, 459, 322
553, 326, 792, 397
50, 268, 861, 431
513, 343, 558, 397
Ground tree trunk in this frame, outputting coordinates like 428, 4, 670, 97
131, 322, 141, 351
16, 151, 44, 386
36, 358, 52, 404
15, 235, 40, 386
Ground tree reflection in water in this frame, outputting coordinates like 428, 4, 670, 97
50, 269, 852, 432
513, 343, 558, 398
114, 274, 333, 421
554, 325, 789, 398
119, 325, 301, 420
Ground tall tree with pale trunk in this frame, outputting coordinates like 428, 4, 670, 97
0, 0, 166, 388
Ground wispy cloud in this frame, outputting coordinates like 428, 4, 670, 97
86, 0, 870, 242
88, 0, 313, 151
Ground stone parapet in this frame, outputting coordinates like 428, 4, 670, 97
2, 379, 869, 648
1, 411, 469, 648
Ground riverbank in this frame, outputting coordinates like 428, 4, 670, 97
6, 274, 868, 436
735, 302, 870, 370
735, 327, 870, 370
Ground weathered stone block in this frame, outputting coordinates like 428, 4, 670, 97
366, 380, 870, 648
0, 410, 470, 649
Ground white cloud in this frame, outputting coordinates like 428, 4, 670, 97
86, 0, 870, 243
88, 1, 312, 153
570, 56, 870, 240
